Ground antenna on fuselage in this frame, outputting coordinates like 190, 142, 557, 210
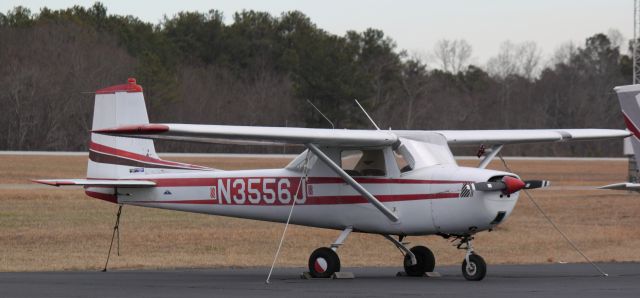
354, 99, 380, 130
306, 99, 335, 129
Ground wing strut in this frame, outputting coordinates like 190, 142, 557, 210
306, 143, 399, 222
478, 144, 504, 169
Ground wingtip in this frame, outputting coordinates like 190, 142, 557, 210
32, 179, 69, 187
92, 124, 169, 135
32, 179, 54, 186
597, 182, 640, 190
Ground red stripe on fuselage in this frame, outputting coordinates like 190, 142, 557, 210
305, 193, 460, 204
307, 177, 471, 184
126, 193, 460, 206
89, 141, 208, 170
131, 177, 471, 187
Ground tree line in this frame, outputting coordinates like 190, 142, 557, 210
0, 3, 632, 156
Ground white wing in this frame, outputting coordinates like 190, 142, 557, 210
396, 129, 630, 145
93, 123, 398, 147
598, 182, 640, 191
93, 124, 629, 147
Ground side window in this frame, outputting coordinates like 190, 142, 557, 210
394, 150, 412, 173
341, 150, 363, 176
341, 149, 386, 177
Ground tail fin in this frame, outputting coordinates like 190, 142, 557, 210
615, 84, 640, 167
88, 78, 208, 179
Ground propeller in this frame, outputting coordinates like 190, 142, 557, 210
473, 176, 550, 195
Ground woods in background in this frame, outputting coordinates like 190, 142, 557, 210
0, 3, 632, 155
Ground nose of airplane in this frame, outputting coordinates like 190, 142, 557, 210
473, 176, 550, 195
502, 176, 525, 195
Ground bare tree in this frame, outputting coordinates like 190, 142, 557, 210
518, 41, 542, 80
487, 40, 542, 80
0, 23, 136, 150
549, 41, 578, 67
487, 41, 519, 79
432, 39, 472, 73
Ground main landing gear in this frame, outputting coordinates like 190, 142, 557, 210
403, 246, 436, 276
308, 247, 341, 278
307, 231, 439, 279
307, 227, 352, 278
306, 229, 486, 281
456, 236, 487, 281
384, 235, 436, 277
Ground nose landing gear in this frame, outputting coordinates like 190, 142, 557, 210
456, 236, 486, 281
462, 254, 486, 281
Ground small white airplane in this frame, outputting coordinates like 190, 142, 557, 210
35, 78, 634, 281
600, 84, 640, 191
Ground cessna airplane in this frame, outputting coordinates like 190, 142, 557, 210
35, 78, 633, 281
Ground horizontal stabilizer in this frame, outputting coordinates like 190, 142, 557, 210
33, 179, 156, 187
598, 182, 640, 191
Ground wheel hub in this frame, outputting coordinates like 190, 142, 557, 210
314, 257, 327, 273
466, 262, 477, 275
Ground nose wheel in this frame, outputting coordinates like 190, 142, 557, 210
462, 253, 486, 281
456, 236, 487, 281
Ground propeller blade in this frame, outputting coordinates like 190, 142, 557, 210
523, 180, 551, 189
472, 181, 506, 191
473, 176, 528, 195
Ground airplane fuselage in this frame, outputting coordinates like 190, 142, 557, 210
86, 165, 519, 236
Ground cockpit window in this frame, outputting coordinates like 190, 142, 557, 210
394, 150, 412, 173
395, 134, 457, 170
341, 149, 386, 176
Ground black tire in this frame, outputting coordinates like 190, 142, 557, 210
461, 254, 487, 281
403, 246, 436, 277
308, 247, 341, 278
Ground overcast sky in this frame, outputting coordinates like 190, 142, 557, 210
1, 0, 634, 65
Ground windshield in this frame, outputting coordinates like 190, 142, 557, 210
285, 149, 318, 172
396, 133, 456, 170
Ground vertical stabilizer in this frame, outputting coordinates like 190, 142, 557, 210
87, 78, 210, 181
87, 78, 159, 179
87, 78, 180, 179
87, 78, 209, 180
615, 84, 640, 165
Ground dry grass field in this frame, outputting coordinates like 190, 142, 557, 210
1, 154, 639, 272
